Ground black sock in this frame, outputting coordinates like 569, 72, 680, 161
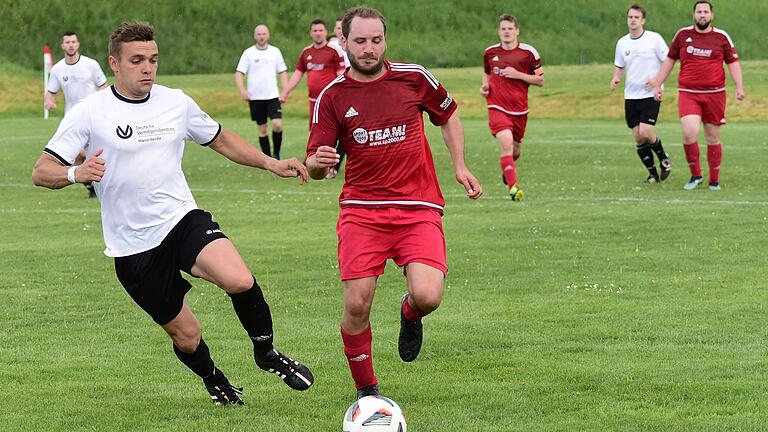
228, 277, 274, 357
258, 136, 271, 157
272, 131, 282, 160
649, 137, 668, 161
636, 143, 658, 177
173, 338, 226, 385
334, 141, 345, 170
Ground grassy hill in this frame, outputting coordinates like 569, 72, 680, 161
4, 59, 766, 123
2, 0, 767, 74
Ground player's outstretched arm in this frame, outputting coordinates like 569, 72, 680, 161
439, 114, 483, 200
210, 129, 308, 184
727, 61, 746, 100
305, 146, 340, 180
32, 149, 105, 189
280, 70, 304, 103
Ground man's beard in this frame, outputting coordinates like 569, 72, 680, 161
349, 53, 385, 76
696, 19, 711, 30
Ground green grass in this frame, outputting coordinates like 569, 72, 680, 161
1, 113, 767, 431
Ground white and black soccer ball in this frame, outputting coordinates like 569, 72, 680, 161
342, 395, 407, 432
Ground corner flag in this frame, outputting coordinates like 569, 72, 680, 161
43, 45, 52, 119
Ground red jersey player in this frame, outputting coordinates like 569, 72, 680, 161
481, 14, 544, 201
305, 6, 482, 399
650, 1, 745, 191
281, 19, 345, 122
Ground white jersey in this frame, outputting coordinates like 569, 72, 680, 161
44, 84, 221, 257
235, 44, 287, 100
614, 30, 668, 99
47, 54, 108, 113
327, 39, 350, 67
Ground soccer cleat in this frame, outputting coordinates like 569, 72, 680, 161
356, 384, 381, 400
709, 182, 721, 191
398, 294, 423, 362
645, 174, 659, 184
205, 381, 244, 406
509, 185, 524, 201
255, 348, 314, 391
85, 182, 97, 198
659, 157, 672, 181
683, 176, 703, 190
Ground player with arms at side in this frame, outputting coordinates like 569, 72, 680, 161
611, 4, 672, 184
32, 21, 314, 406
305, 6, 483, 399
481, 14, 544, 201
649, 0, 745, 190
235, 25, 288, 159
45, 30, 109, 198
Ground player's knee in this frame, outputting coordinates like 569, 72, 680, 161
222, 272, 255, 294
345, 296, 372, 321
411, 290, 443, 313
171, 326, 202, 353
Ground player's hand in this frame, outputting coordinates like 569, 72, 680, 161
499, 67, 521, 80
653, 86, 663, 102
455, 167, 483, 200
479, 84, 490, 98
239, 90, 250, 101
77, 148, 106, 183
311, 146, 340, 168
644, 79, 656, 91
736, 88, 746, 101
44, 99, 57, 110
267, 157, 309, 184
279, 92, 287, 103
610, 79, 620, 91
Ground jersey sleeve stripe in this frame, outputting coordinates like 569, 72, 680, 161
389, 63, 439, 89
312, 75, 346, 124
43, 148, 70, 166
518, 43, 541, 60
713, 28, 735, 47
201, 123, 222, 147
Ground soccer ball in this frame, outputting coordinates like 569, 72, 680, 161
342, 395, 407, 432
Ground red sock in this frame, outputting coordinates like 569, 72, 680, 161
341, 325, 377, 390
402, 297, 427, 322
683, 142, 702, 177
500, 155, 517, 187
707, 144, 722, 184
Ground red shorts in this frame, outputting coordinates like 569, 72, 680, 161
488, 109, 528, 142
678, 91, 727, 125
336, 207, 447, 281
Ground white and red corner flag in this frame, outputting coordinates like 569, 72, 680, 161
43, 45, 52, 119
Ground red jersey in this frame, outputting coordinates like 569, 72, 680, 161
668, 26, 739, 93
483, 43, 542, 115
307, 61, 457, 213
295, 45, 345, 101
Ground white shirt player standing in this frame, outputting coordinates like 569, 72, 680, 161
610, 4, 672, 184
45, 31, 108, 114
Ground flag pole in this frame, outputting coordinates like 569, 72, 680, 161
43, 45, 52, 119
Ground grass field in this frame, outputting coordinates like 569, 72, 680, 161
1, 112, 767, 430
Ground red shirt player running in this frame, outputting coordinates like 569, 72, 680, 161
281, 19, 345, 122
305, 6, 482, 399
481, 14, 544, 201
651, 0, 745, 191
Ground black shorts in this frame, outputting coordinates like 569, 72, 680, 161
249, 98, 282, 124
114, 209, 228, 325
625, 97, 661, 129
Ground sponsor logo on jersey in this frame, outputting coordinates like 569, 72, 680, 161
116, 124, 133, 139
307, 62, 326, 71
625, 50, 630, 56
686, 45, 713, 57
134, 123, 177, 143
345, 106, 359, 118
63, 76, 69, 82
440, 94, 453, 110
492, 66, 501, 75
352, 125, 407, 146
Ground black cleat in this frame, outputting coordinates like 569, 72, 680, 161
255, 348, 314, 391
398, 294, 423, 362
356, 384, 381, 400
645, 174, 660, 184
205, 380, 244, 406
659, 157, 672, 181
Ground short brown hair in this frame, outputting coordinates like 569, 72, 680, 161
341, 6, 386, 38
694, 1, 713, 12
310, 19, 326, 30
499, 14, 518, 27
109, 21, 155, 59
628, 4, 647, 18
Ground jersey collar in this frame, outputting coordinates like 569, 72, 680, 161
111, 85, 150, 104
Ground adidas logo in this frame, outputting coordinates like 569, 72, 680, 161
349, 354, 369, 362
492, 55, 499, 61
345, 106, 359, 118
685, 37, 693, 42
